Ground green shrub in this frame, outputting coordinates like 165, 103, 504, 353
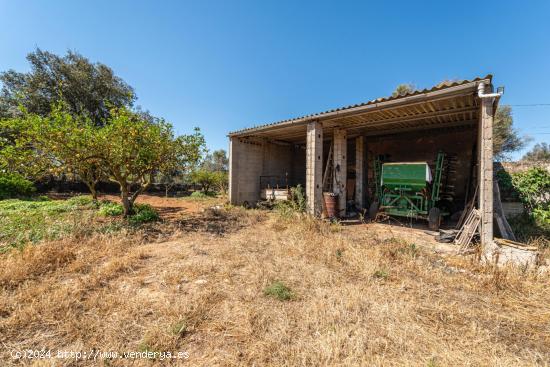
511, 167, 550, 212
499, 167, 550, 242
128, 204, 159, 225
98, 201, 124, 216
0, 173, 35, 200
264, 281, 293, 301
190, 190, 216, 199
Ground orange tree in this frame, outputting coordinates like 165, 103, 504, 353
5, 105, 106, 199
5, 105, 205, 215
97, 107, 204, 215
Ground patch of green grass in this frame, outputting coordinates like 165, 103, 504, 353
189, 191, 217, 199
373, 269, 389, 280
66, 195, 97, 207
264, 281, 293, 301
0, 195, 97, 250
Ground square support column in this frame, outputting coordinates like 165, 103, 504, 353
479, 91, 496, 258
355, 136, 365, 210
333, 128, 347, 217
306, 121, 323, 216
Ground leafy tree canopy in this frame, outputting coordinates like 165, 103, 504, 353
493, 105, 530, 161
392, 83, 416, 97
522, 142, 550, 162
202, 149, 228, 172
0, 48, 135, 124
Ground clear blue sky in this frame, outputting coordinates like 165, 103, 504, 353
1, 0, 549, 159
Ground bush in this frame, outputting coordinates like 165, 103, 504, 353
0, 173, 35, 200
128, 204, 159, 225
511, 167, 550, 212
499, 167, 550, 243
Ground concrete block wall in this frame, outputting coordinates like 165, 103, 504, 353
229, 137, 265, 205
229, 137, 303, 206
262, 142, 294, 186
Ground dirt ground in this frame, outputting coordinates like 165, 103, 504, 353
98, 194, 216, 219
1, 197, 549, 366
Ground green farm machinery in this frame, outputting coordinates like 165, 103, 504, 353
370, 152, 448, 230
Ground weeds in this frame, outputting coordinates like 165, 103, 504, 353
128, 204, 160, 225
98, 200, 159, 224
171, 319, 188, 337
189, 191, 217, 199
274, 185, 306, 218
372, 268, 389, 280
98, 201, 124, 216
264, 281, 293, 301
0, 196, 97, 250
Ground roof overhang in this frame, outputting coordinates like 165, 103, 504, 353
229, 75, 492, 144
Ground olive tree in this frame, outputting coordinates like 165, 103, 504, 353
0, 48, 135, 123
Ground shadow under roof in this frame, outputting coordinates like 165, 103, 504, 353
229, 75, 491, 143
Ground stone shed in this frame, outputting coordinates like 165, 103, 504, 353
228, 75, 501, 255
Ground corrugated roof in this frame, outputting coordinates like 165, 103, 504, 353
229, 75, 492, 136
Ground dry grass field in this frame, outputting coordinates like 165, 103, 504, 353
1, 195, 549, 366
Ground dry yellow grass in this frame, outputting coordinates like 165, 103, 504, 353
1, 204, 549, 366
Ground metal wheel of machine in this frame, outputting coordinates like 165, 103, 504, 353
428, 207, 441, 231
369, 201, 379, 220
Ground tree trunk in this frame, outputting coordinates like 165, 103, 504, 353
90, 186, 98, 201
120, 186, 133, 217
83, 181, 98, 201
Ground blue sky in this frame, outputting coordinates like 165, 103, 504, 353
1, 0, 549, 159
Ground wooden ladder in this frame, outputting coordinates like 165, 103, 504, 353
322, 143, 333, 192
454, 208, 481, 252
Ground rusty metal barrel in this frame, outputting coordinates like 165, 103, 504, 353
323, 193, 338, 218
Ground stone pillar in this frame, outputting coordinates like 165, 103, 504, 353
479, 88, 496, 259
355, 136, 365, 210
306, 121, 323, 216
333, 128, 347, 217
